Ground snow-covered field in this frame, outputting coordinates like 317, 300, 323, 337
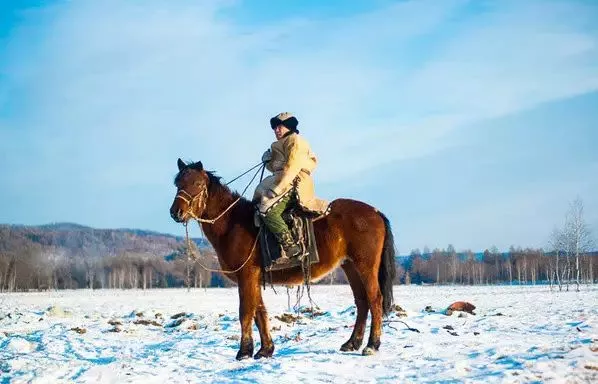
1, 285, 597, 383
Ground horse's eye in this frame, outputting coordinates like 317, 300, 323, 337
194, 181, 201, 187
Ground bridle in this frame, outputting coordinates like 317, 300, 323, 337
175, 186, 208, 221
176, 183, 243, 225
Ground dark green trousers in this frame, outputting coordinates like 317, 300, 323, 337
262, 194, 292, 238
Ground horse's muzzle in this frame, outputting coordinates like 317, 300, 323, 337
170, 207, 185, 223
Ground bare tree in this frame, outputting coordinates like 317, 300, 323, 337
507, 246, 515, 285
549, 227, 567, 290
563, 198, 594, 291
448, 244, 457, 284
2, 254, 16, 292
550, 198, 595, 291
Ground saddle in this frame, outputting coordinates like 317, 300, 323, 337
257, 204, 321, 273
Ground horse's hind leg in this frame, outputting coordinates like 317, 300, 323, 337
253, 294, 274, 359
350, 242, 384, 355
340, 260, 369, 352
358, 261, 383, 355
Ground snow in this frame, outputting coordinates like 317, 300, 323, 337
1, 285, 597, 383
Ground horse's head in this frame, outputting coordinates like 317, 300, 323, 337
170, 158, 210, 223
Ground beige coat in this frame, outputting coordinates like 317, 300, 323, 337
254, 133, 328, 215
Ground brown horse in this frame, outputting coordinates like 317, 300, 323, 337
169, 158, 397, 360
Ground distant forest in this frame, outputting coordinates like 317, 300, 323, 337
1, 220, 596, 292
399, 246, 597, 289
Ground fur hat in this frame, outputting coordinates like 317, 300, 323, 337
270, 112, 299, 133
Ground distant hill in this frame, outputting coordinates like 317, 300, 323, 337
0, 222, 209, 261
0, 222, 224, 291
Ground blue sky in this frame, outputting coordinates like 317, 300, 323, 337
1, 0, 597, 253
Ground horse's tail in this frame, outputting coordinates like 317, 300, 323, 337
378, 211, 397, 316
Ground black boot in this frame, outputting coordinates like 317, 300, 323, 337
275, 232, 302, 264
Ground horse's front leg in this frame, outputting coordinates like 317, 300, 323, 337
253, 294, 274, 359
235, 274, 259, 360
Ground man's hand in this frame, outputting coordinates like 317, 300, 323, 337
261, 149, 272, 163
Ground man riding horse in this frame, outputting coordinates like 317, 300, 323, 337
253, 112, 328, 265
170, 114, 396, 357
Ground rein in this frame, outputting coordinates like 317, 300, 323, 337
224, 162, 264, 186
185, 223, 261, 274
182, 162, 266, 274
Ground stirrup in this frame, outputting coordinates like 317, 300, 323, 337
284, 243, 302, 258
275, 241, 302, 264
273, 254, 292, 265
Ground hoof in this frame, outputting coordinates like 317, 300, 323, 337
340, 340, 361, 352
254, 346, 274, 359
236, 339, 254, 360
361, 347, 377, 356
236, 350, 253, 360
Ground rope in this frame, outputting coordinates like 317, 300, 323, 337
292, 259, 318, 317
196, 163, 265, 224
194, 197, 241, 224
383, 320, 421, 333
185, 223, 261, 274
224, 162, 264, 186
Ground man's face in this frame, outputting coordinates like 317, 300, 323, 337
274, 124, 290, 140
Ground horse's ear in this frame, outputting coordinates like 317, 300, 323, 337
197, 161, 203, 170
177, 158, 186, 171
